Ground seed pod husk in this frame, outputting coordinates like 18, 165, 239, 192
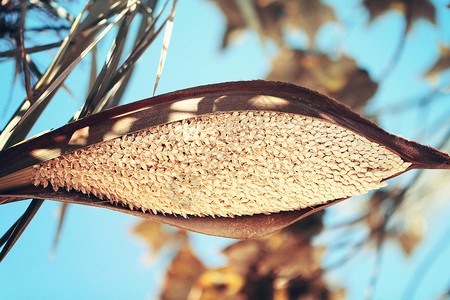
0, 81, 449, 239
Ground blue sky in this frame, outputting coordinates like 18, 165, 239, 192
1, 0, 449, 299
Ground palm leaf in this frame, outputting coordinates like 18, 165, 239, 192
0, 0, 178, 261
0, 0, 130, 150
153, 0, 177, 95
12, 4, 135, 133
0, 199, 44, 263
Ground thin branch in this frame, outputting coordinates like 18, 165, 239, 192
326, 213, 368, 230
324, 238, 369, 270
19, 2, 32, 101
365, 229, 387, 300
33, 0, 75, 23
49, 203, 68, 260
25, 25, 71, 33
376, 0, 412, 80
368, 89, 441, 118
401, 224, 450, 300
0, 41, 63, 58
0, 219, 20, 247
0, 199, 44, 263
10, 3, 135, 132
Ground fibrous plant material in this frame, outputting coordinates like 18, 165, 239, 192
1, 81, 449, 239
31, 111, 410, 217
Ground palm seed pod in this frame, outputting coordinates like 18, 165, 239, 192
0, 81, 449, 239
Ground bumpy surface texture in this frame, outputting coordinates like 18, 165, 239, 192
32, 111, 411, 217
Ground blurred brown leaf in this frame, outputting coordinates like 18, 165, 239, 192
427, 45, 450, 76
190, 268, 246, 300
193, 225, 337, 299
364, 190, 390, 234
279, 0, 336, 43
391, 206, 425, 256
259, 236, 324, 280
363, 0, 435, 30
209, 0, 335, 48
132, 220, 184, 259
343, 189, 425, 256
210, 0, 283, 48
166, 213, 344, 300
397, 223, 423, 255
160, 244, 206, 300
267, 49, 378, 110
222, 240, 262, 275
275, 276, 345, 300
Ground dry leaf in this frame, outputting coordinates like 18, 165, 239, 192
278, 0, 336, 43
210, 0, 283, 48
160, 244, 206, 300
427, 45, 450, 76
222, 240, 262, 275
267, 49, 378, 110
344, 188, 425, 256
396, 223, 423, 255
190, 268, 245, 300
258, 235, 324, 280
188, 225, 336, 299
209, 0, 335, 48
393, 207, 425, 255
132, 220, 184, 259
364, 0, 435, 30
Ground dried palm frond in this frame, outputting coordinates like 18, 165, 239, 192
0, 0, 177, 262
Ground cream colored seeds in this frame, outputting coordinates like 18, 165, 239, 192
31, 111, 411, 217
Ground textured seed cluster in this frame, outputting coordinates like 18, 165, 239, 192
31, 111, 411, 217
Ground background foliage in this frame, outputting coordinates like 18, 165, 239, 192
1, 0, 449, 299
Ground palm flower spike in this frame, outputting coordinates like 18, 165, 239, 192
1, 81, 449, 243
